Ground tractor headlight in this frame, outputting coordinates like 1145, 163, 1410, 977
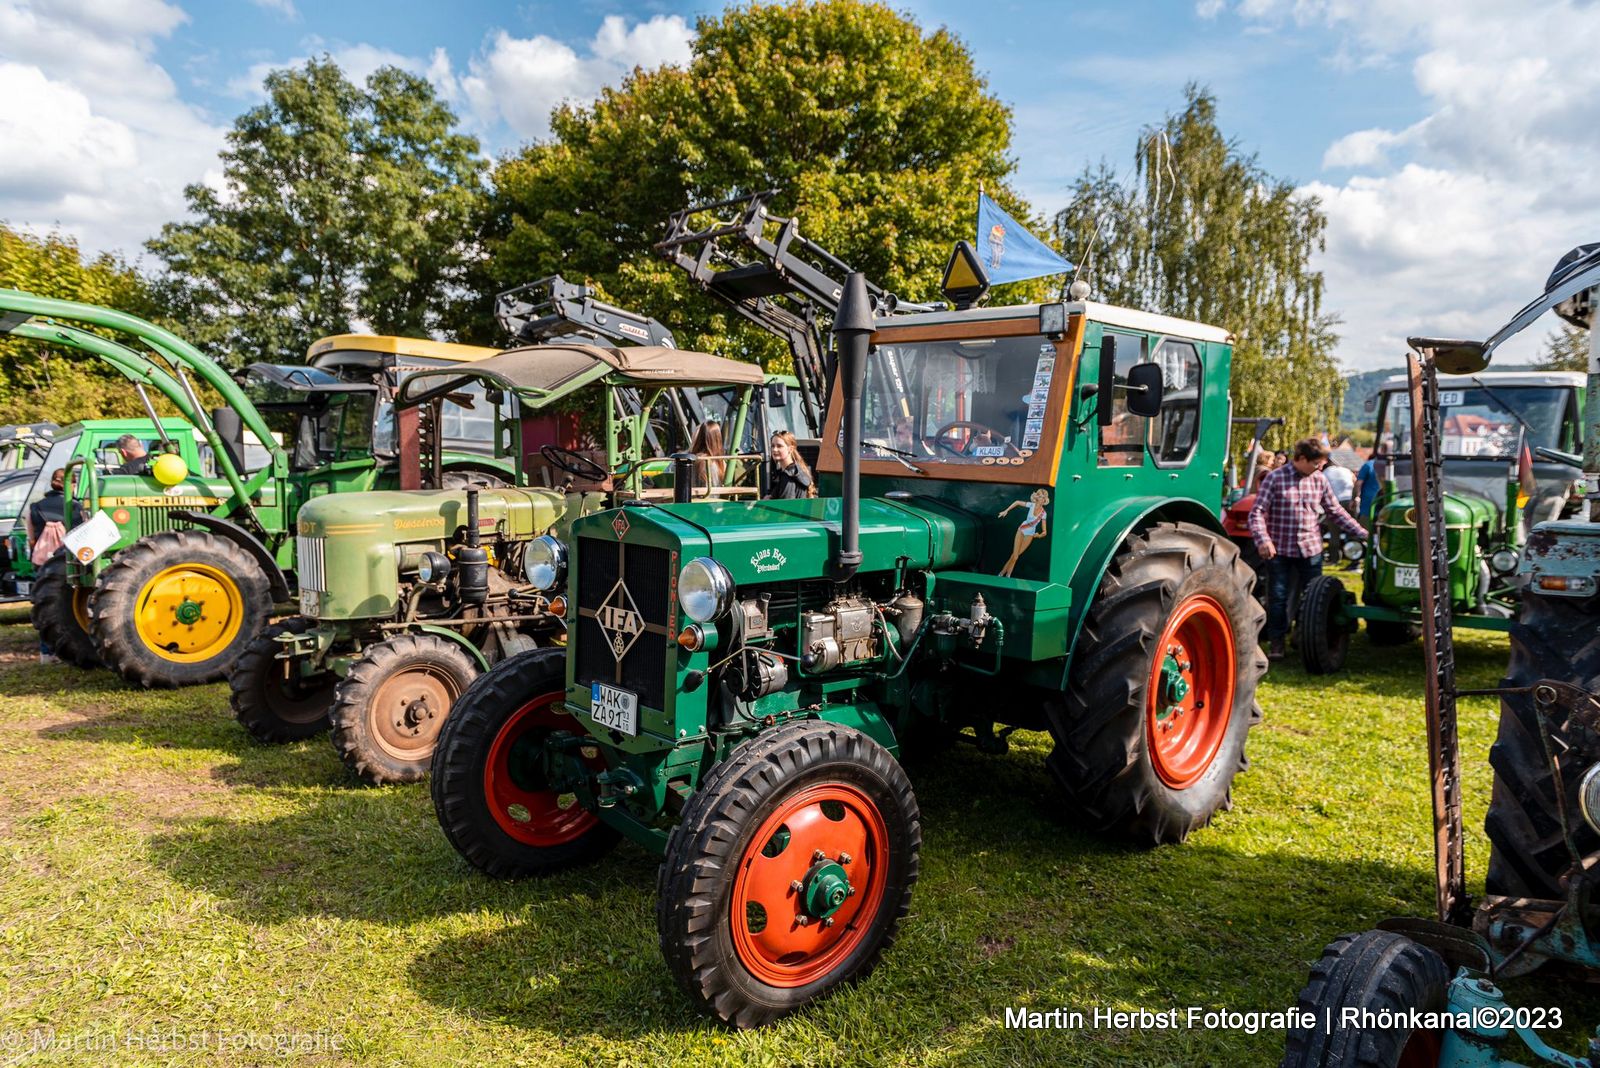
418, 551, 451, 585
523, 535, 567, 591
1341, 540, 1365, 563
1581, 764, 1600, 836
1490, 548, 1520, 575
678, 557, 734, 623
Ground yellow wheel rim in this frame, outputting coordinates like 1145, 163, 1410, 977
134, 563, 245, 663
71, 587, 93, 634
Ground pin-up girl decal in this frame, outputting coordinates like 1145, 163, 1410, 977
996, 488, 1050, 577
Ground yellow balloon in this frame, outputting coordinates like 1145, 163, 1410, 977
152, 453, 188, 486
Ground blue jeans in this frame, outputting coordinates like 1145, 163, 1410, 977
1266, 554, 1322, 641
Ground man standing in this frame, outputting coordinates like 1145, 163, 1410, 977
1248, 438, 1367, 660
112, 434, 149, 475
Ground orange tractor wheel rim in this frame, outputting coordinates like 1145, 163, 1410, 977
483, 693, 602, 847
730, 782, 889, 988
1146, 594, 1236, 789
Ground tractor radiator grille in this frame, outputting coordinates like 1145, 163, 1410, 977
132, 506, 192, 539
296, 535, 326, 592
574, 534, 671, 711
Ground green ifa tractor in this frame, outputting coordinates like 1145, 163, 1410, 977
1283, 244, 1600, 1068
232, 280, 774, 785
1296, 368, 1585, 674
0, 290, 506, 684
429, 251, 1268, 1026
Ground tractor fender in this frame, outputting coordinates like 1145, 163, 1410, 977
1058, 495, 1226, 689
397, 623, 492, 672
166, 510, 291, 601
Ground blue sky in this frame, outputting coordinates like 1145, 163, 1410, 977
3, 0, 1595, 370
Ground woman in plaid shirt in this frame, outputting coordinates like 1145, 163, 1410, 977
1248, 438, 1367, 659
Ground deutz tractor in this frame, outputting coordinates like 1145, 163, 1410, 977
0, 291, 505, 685
1296, 369, 1585, 675
1282, 244, 1600, 1068
430, 246, 1268, 1026
231, 282, 770, 785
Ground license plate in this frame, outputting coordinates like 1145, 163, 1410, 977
591, 682, 639, 736
1394, 566, 1420, 589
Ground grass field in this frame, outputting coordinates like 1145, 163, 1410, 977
2, 593, 1598, 1067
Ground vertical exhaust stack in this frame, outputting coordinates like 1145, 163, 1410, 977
833, 272, 874, 581
457, 485, 489, 605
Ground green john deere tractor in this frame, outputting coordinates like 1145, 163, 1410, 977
1296, 369, 1585, 674
1283, 244, 1600, 1068
430, 244, 1268, 1026
231, 283, 772, 785
0, 291, 507, 685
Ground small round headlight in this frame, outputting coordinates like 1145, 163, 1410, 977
678, 557, 734, 623
1582, 764, 1600, 835
1490, 548, 1520, 575
523, 534, 567, 591
418, 551, 451, 584
1341, 539, 1365, 562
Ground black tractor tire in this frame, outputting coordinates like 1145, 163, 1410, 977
431, 648, 618, 877
1045, 521, 1267, 845
90, 530, 271, 687
31, 553, 101, 668
1298, 575, 1351, 675
329, 633, 479, 785
1484, 593, 1600, 898
230, 617, 337, 743
1281, 929, 1451, 1068
658, 720, 921, 1029
1365, 619, 1420, 647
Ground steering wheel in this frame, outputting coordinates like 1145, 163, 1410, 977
930, 420, 1007, 456
540, 445, 609, 482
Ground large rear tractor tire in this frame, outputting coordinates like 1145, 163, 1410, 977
329, 633, 478, 785
90, 531, 270, 687
1046, 521, 1267, 845
1484, 593, 1600, 898
431, 648, 617, 877
658, 720, 921, 1028
1281, 929, 1451, 1068
31, 554, 101, 668
1297, 575, 1351, 675
230, 617, 338, 743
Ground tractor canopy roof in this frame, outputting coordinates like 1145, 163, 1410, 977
306, 333, 501, 370
1376, 370, 1586, 392
396, 343, 765, 410
880, 299, 1234, 345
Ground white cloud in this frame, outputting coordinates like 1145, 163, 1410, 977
250, 0, 296, 19
448, 15, 694, 141
1230, 0, 1600, 369
0, 0, 225, 257
226, 41, 422, 98
1195, 0, 1226, 17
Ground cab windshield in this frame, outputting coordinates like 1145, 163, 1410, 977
862, 334, 1059, 464
1377, 385, 1574, 460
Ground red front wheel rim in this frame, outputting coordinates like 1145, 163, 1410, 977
730, 783, 889, 988
483, 693, 600, 847
1146, 594, 1237, 789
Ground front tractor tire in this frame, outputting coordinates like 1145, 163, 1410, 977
430, 648, 618, 877
32, 554, 100, 668
1281, 929, 1451, 1068
658, 721, 921, 1029
90, 530, 271, 687
1484, 593, 1600, 898
1297, 574, 1351, 675
329, 633, 478, 785
230, 617, 337, 743
1046, 521, 1267, 845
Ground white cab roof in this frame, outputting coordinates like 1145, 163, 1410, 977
883, 300, 1234, 345
1377, 370, 1585, 392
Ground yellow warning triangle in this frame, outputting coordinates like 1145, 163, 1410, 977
940, 241, 991, 309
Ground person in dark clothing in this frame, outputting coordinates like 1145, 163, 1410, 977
28, 467, 65, 539
767, 431, 815, 499
112, 434, 149, 475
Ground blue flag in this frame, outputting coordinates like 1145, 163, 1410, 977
975, 192, 1074, 286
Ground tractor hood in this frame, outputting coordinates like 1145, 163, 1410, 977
297, 487, 565, 543
590, 495, 981, 582
1378, 490, 1498, 532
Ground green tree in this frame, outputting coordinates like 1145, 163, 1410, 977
478, 0, 1038, 359
151, 59, 487, 365
1537, 323, 1588, 372
1053, 87, 1343, 448
0, 225, 181, 424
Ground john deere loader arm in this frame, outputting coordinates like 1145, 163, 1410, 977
655, 189, 929, 433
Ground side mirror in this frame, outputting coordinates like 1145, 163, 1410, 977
767, 381, 788, 407
1096, 335, 1118, 427
1126, 362, 1165, 418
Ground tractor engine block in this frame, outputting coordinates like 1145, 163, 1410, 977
800, 596, 880, 673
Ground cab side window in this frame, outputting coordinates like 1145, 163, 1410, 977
1148, 339, 1202, 466
1098, 331, 1148, 468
